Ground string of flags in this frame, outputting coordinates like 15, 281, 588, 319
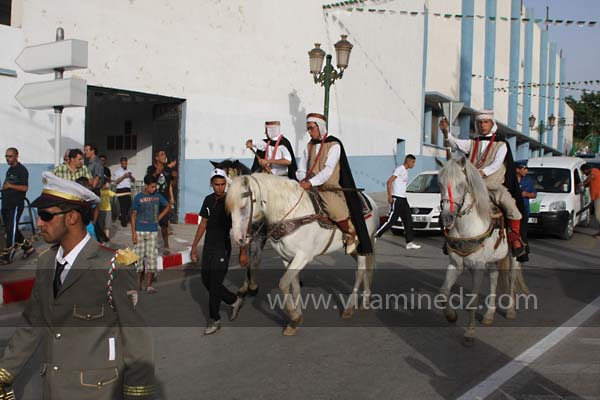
494, 89, 566, 101
495, 86, 596, 93
472, 74, 600, 88
322, 2, 600, 28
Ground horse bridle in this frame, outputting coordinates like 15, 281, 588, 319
240, 176, 267, 245
441, 168, 475, 220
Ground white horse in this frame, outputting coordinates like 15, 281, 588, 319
226, 173, 378, 336
437, 157, 527, 346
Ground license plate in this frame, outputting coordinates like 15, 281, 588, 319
413, 215, 428, 222
528, 217, 537, 224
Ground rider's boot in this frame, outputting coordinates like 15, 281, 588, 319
337, 218, 357, 254
508, 219, 526, 258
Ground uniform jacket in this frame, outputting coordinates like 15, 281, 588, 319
0, 239, 155, 399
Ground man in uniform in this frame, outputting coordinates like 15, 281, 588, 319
246, 120, 298, 179
440, 110, 525, 256
296, 113, 372, 255
0, 172, 155, 399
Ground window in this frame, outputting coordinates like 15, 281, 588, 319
528, 168, 571, 194
107, 120, 137, 150
0, 0, 11, 26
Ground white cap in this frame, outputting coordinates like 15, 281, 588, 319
210, 168, 227, 180
31, 172, 100, 208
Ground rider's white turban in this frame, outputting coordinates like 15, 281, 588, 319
474, 109, 498, 135
265, 121, 281, 140
306, 113, 327, 138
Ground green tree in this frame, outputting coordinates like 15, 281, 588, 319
565, 91, 600, 140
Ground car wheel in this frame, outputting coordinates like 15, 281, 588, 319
391, 228, 404, 236
559, 213, 574, 240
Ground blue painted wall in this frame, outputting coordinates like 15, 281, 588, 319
522, 8, 534, 137
484, 0, 497, 110
459, 0, 475, 139
558, 55, 566, 153
546, 42, 557, 146
537, 28, 549, 148
507, 0, 521, 129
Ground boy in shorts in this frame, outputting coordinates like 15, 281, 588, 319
131, 175, 170, 293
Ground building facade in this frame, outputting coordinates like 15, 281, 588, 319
0, 0, 573, 219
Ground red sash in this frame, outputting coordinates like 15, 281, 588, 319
266, 134, 283, 161
470, 133, 496, 169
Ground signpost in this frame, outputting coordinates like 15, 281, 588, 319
14, 28, 88, 167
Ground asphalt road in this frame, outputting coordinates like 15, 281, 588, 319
0, 226, 598, 399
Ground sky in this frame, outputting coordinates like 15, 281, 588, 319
526, 0, 600, 95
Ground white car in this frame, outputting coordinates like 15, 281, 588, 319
390, 171, 442, 234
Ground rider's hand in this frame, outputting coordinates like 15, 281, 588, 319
479, 170, 485, 177
245, 139, 254, 149
258, 158, 269, 167
439, 117, 449, 135
300, 180, 312, 190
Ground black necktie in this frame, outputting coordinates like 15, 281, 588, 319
54, 261, 67, 297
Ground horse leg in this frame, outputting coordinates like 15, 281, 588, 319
342, 255, 366, 319
464, 266, 485, 347
483, 268, 498, 325
506, 257, 518, 320
440, 264, 461, 323
279, 255, 308, 336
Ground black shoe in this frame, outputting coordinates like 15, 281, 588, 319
442, 242, 448, 255
516, 254, 529, 262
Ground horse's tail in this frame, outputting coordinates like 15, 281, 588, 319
498, 255, 528, 295
366, 241, 376, 288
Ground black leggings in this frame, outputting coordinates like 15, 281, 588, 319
201, 248, 237, 321
1, 207, 25, 249
375, 196, 415, 243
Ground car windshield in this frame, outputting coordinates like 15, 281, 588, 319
527, 167, 571, 193
407, 174, 439, 193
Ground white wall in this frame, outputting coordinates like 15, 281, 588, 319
2, 0, 425, 164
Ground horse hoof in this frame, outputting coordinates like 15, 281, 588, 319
482, 316, 494, 326
247, 286, 259, 297
341, 308, 354, 319
282, 326, 298, 336
506, 309, 516, 320
462, 336, 475, 347
444, 310, 458, 324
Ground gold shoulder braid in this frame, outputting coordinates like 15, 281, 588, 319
123, 384, 155, 397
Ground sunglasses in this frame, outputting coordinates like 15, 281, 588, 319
38, 209, 72, 222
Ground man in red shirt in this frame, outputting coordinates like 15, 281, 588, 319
582, 164, 600, 238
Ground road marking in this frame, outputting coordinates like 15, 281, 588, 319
456, 295, 600, 400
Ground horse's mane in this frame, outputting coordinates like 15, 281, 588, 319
439, 157, 491, 218
226, 173, 311, 219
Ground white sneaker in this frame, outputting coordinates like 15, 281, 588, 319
230, 296, 243, 321
406, 242, 421, 250
204, 319, 221, 335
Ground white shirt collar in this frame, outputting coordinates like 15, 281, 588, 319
56, 233, 92, 268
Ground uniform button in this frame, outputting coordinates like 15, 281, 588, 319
52, 366, 59, 371
55, 333, 61, 339
96, 381, 103, 388
86, 314, 92, 320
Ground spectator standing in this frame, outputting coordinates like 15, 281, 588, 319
0, 148, 33, 264
190, 169, 243, 335
99, 154, 112, 183
114, 157, 136, 227
52, 149, 92, 182
84, 144, 104, 192
146, 150, 174, 252
131, 175, 170, 293
98, 182, 116, 241
375, 154, 421, 250
516, 164, 536, 261
582, 164, 600, 238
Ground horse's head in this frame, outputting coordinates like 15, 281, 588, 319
226, 175, 266, 246
437, 156, 490, 230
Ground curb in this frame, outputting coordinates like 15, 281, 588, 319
158, 247, 192, 270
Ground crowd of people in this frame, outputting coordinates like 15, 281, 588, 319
0, 110, 599, 397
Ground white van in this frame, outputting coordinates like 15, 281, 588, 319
526, 157, 591, 240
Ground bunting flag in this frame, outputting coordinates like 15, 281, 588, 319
472, 74, 600, 88
322, 2, 600, 28
494, 89, 567, 101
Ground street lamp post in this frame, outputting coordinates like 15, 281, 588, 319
308, 35, 353, 126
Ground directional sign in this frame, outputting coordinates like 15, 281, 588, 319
15, 39, 87, 75
15, 78, 87, 109
441, 101, 464, 123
